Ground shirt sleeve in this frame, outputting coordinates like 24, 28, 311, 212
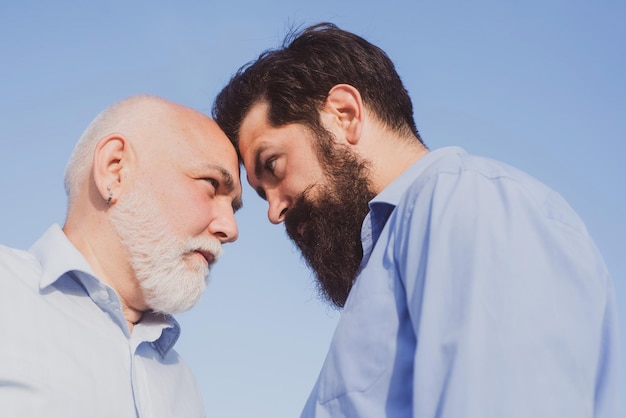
393, 168, 618, 418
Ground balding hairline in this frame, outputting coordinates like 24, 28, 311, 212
63, 95, 179, 204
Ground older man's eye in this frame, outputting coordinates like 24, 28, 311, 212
204, 178, 219, 189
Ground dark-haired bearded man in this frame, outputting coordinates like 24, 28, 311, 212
213, 23, 621, 418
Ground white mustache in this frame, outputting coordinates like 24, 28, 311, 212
185, 236, 223, 264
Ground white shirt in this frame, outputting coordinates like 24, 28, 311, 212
0, 224, 205, 417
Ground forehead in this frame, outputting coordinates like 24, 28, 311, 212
178, 128, 243, 208
162, 112, 237, 164
238, 102, 272, 150
238, 102, 311, 165
144, 113, 241, 183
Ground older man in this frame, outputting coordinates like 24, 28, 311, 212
0, 95, 242, 417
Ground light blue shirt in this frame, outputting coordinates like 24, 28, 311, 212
301, 147, 622, 418
0, 225, 204, 418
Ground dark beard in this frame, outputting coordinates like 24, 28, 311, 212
284, 140, 375, 309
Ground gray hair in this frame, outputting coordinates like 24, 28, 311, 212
63, 95, 166, 203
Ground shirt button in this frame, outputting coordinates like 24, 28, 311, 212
94, 289, 109, 302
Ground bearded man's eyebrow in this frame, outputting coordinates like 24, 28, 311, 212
253, 146, 267, 179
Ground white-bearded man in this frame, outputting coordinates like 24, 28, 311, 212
0, 95, 242, 417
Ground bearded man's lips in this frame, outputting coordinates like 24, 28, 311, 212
285, 212, 306, 238
297, 222, 308, 238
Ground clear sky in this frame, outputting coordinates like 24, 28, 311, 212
1, 1, 625, 416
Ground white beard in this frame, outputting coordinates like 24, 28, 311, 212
109, 184, 222, 314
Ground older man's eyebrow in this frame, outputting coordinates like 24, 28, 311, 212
197, 163, 234, 188
216, 165, 235, 189
201, 163, 243, 213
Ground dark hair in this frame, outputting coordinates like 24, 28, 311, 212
212, 22, 422, 149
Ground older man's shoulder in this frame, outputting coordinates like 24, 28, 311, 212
0, 244, 41, 288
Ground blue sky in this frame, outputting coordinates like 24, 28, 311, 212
1, 1, 625, 416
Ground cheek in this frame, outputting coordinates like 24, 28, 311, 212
166, 189, 213, 230
290, 156, 327, 189
288, 172, 326, 198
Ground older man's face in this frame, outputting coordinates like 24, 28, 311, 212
111, 115, 242, 314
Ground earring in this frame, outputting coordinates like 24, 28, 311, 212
106, 187, 113, 206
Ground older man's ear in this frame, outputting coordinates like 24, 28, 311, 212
93, 134, 130, 206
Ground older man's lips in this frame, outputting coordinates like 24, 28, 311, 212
195, 250, 216, 266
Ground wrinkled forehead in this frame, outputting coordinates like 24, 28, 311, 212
187, 120, 241, 175
137, 110, 237, 168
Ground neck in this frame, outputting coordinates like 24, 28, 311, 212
367, 137, 428, 194
63, 209, 149, 334
125, 309, 144, 333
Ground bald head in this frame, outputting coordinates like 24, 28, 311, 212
62, 94, 242, 317
64, 95, 228, 203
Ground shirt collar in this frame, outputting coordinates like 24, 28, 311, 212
133, 312, 181, 357
364, 147, 467, 245
370, 146, 467, 208
29, 224, 181, 357
29, 224, 98, 289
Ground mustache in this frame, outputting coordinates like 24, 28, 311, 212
284, 183, 333, 233
284, 192, 319, 241
184, 236, 223, 265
